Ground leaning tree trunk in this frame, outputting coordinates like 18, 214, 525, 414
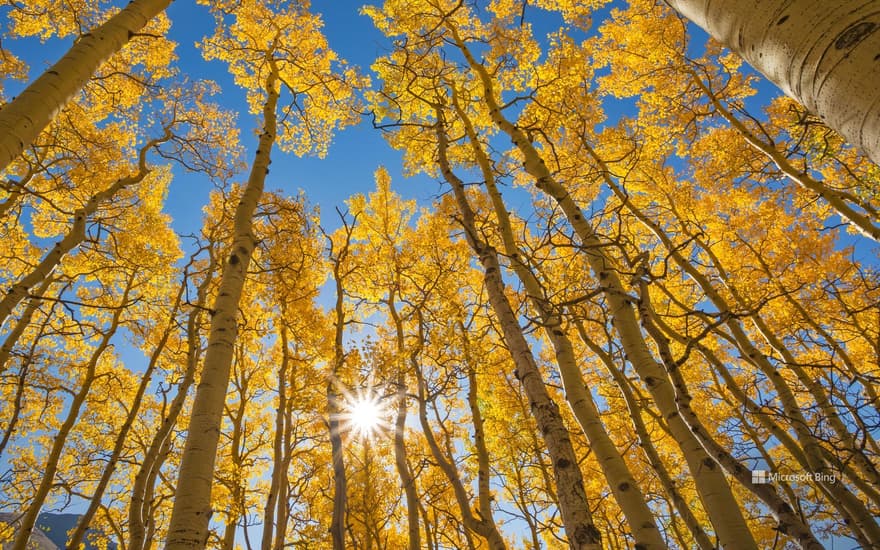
664, 0, 880, 164
164, 60, 278, 550
0, 0, 172, 173
436, 112, 603, 550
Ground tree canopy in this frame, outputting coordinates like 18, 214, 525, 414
0, 1, 877, 549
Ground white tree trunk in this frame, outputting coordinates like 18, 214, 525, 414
0, 0, 171, 173
164, 63, 278, 550
665, 0, 880, 163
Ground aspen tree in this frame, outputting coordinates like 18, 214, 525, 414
0, 0, 173, 173
166, 1, 358, 545
326, 216, 354, 550
573, 321, 715, 550
449, 86, 665, 550
165, 53, 280, 547
442, 21, 757, 548
665, 0, 880, 164
436, 110, 603, 549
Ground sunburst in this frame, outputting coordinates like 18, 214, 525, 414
338, 384, 393, 440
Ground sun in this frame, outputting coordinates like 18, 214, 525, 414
349, 396, 382, 434
341, 389, 391, 440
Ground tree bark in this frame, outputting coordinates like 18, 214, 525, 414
436, 112, 602, 550
0, 0, 172, 173
449, 86, 665, 550
665, 0, 880, 164
164, 58, 278, 550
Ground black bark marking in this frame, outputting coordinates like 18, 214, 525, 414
556, 457, 571, 469
776, 15, 789, 25
229, 254, 239, 265
835, 21, 878, 50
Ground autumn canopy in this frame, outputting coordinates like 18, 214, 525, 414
0, 1, 878, 550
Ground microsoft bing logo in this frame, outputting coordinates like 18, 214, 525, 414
752, 470, 770, 484
751, 469, 837, 484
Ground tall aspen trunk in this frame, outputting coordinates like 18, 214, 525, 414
128, 248, 216, 550
450, 90, 665, 550
0, 277, 52, 381
67, 274, 185, 550
261, 322, 290, 550
665, 0, 880, 164
164, 60, 279, 550
448, 26, 755, 549
11, 277, 132, 550
436, 114, 602, 549
387, 299, 421, 550
327, 229, 350, 550
0, 133, 166, 332
0, 0, 172, 173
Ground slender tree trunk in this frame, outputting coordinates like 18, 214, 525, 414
0, 0, 172, 173
220, 357, 248, 550
665, 0, 880, 164
128, 247, 216, 550
11, 277, 132, 550
459, 320, 508, 550
449, 89, 665, 550
327, 226, 351, 550
387, 299, 422, 550
261, 322, 290, 550
164, 59, 278, 550
436, 113, 602, 550
67, 273, 186, 550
